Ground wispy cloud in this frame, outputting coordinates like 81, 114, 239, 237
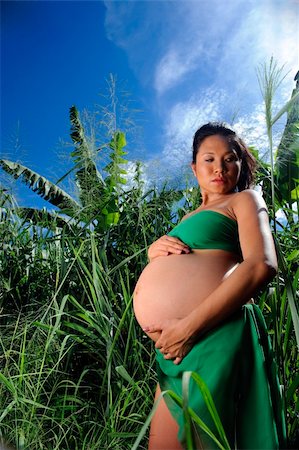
153, 0, 248, 95
145, 90, 285, 183
136, 89, 224, 184
214, 0, 298, 92
104, 0, 248, 92
163, 88, 227, 157
103, 0, 297, 181
154, 47, 201, 94
233, 103, 282, 159
104, 0, 298, 96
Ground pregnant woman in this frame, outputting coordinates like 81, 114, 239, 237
133, 123, 286, 449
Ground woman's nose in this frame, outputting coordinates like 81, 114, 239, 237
214, 163, 226, 173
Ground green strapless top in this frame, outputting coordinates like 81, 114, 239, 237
168, 210, 241, 256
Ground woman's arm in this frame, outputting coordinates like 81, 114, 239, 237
144, 190, 277, 364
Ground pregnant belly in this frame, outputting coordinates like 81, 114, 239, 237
133, 250, 239, 341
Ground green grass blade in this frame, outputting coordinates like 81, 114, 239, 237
182, 371, 231, 449
275, 236, 299, 350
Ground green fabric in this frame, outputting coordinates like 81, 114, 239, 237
168, 210, 241, 255
156, 304, 287, 449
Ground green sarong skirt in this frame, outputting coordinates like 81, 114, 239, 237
156, 304, 287, 449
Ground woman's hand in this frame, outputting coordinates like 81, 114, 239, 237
148, 236, 190, 262
143, 318, 195, 365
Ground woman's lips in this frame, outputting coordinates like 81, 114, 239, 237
212, 178, 226, 183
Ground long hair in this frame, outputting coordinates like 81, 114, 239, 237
192, 122, 256, 191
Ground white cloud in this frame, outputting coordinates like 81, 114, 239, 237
152, 0, 297, 97
214, 1, 298, 93
154, 47, 201, 94
143, 89, 227, 181
104, 0, 298, 97
164, 88, 227, 148
126, 92, 288, 190
233, 104, 269, 151
259, 1, 298, 66
153, 0, 248, 95
103, 0, 297, 181
276, 208, 287, 222
153, 91, 285, 181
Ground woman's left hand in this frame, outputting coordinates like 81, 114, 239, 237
143, 318, 195, 365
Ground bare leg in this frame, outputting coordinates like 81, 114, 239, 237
148, 383, 183, 450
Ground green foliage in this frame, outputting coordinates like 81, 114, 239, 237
69, 105, 105, 222
257, 60, 299, 226
0, 224, 156, 449
96, 130, 128, 232
0, 165, 185, 449
256, 62, 299, 447
276, 123, 299, 204
0, 106, 129, 233
132, 372, 231, 450
0, 160, 80, 213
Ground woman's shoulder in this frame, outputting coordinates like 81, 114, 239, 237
230, 189, 268, 218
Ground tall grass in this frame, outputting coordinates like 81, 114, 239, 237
0, 221, 156, 449
0, 177, 182, 448
257, 60, 299, 446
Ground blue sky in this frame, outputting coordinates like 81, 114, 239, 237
1, 0, 298, 208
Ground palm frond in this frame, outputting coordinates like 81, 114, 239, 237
15, 207, 71, 229
0, 159, 80, 213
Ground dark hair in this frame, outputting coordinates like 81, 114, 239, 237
192, 122, 256, 191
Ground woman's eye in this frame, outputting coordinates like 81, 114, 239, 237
205, 159, 213, 162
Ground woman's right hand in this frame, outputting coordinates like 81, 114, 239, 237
148, 236, 190, 262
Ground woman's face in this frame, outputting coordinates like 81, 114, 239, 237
191, 134, 241, 195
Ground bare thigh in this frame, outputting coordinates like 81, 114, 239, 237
148, 383, 183, 450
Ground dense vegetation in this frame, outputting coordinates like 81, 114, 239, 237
0, 63, 298, 449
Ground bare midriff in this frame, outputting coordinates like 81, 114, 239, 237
133, 250, 240, 342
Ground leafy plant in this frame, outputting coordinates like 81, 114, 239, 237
257, 60, 299, 447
